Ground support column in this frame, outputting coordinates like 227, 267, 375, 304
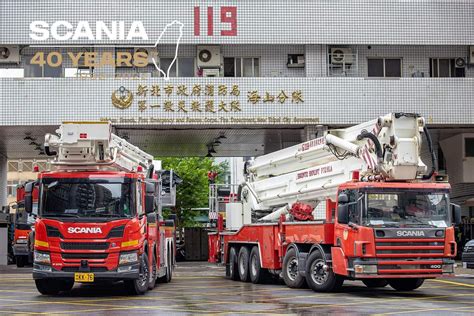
0, 155, 7, 266
0, 155, 6, 207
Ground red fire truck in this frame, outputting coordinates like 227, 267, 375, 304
25, 122, 176, 295
12, 184, 38, 267
209, 113, 461, 292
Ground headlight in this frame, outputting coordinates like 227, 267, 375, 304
34, 251, 50, 264
119, 252, 138, 265
16, 239, 28, 244
354, 264, 378, 274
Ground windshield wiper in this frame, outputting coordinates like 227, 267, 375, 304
85, 213, 125, 218
43, 213, 80, 218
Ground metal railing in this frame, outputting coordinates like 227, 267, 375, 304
208, 183, 240, 221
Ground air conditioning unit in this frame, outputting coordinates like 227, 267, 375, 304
455, 57, 466, 68
330, 48, 353, 65
202, 68, 220, 77
134, 47, 158, 64
0, 46, 20, 64
197, 46, 221, 68
469, 46, 474, 65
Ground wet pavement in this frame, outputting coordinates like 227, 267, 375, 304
0, 262, 474, 315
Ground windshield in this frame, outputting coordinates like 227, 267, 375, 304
362, 191, 450, 228
39, 178, 135, 219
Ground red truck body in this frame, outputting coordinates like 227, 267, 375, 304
29, 170, 175, 295
209, 181, 458, 291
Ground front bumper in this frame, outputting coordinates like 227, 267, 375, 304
462, 252, 474, 269
13, 244, 30, 256
33, 263, 140, 280
349, 258, 456, 279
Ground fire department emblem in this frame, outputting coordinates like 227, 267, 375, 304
343, 229, 349, 240
111, 86, 133, 109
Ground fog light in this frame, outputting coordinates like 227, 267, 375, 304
442, 264, 454, 274
117, 265, 134, 273
35, 264, 52, 272
354, 264, 377, 274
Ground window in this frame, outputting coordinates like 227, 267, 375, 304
159, 57, 195, 77
0, 68, 24, 78
368, 58, 401, 77
224, 58, 259, 77
465, 138, 474, 157
24, 56, 62, 78
429, 58, 465, 78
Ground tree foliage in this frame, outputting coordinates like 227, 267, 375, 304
158, 157, 228, 228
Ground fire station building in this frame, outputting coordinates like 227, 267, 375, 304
0, 0, 473, 219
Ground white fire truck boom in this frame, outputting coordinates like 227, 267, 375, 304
241, 113, 434, 222
44, 121, 153, 173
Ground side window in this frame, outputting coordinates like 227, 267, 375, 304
347, 189, 360, 224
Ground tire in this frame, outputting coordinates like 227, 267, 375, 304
305, 250, 343, 292
228, 246, 239, 281
282, 248, 306, 288
124, 253, 149, 295
238, 247, 251, 282
59, 279, 74, 292
249, 246, 269, 284
362, 279, 388, 288
35, 279, 61, 295
388, 278, 424, 291
16, 256, 26, 268
148, 253, 157, 290
158, 248, 172, 283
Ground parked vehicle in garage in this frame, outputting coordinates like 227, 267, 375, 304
462, 240, 474, 269
209, 113, 461, 292
26, 122, 176, 295
12, 184, 38, 267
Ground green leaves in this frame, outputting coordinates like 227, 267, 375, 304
158, 157, 228, 228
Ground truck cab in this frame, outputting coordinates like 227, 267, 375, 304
333, 181, 460, 289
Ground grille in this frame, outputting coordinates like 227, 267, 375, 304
375, 238, 446, 275
61, 267, 108, 272
62, 253, 108, 260
466, 246, 474, 252
60, 242, 109, 250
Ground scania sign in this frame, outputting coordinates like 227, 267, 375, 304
68, 227, 103, 234
396, 230, 426, 237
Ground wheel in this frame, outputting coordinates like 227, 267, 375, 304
124, 253, 149, 295
362, 279, 388, 288
238, 247, 251, 282
227, 246, 239, 281
158, 248, 172, 283
148, 253, 157, 290
388, 278, 424, 291
35, 279, 61, 295
282, 248, 306, 288
16, 256, 26, 268
305, 250, 343, 292
59, 279, 74, 292
249, 246, 269, 284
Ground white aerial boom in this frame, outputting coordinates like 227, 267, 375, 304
44, 121, 153, 173
240, 113, 434, 222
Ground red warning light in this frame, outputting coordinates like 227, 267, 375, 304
352, 170, 360, 181
79, 133, 87, 139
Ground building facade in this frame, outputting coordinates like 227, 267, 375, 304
0, 0, 473, 215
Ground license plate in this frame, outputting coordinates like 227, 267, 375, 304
74, 272, 94, 283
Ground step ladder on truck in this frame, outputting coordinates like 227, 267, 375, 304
24, 121, 176, 295
209, 113, 462, 292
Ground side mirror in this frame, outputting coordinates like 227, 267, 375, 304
338, 193, 348, 204
451, 203, 461, 225
24, 181, 34, 214
337, 204, 349, 224
145, 182, 155, 194
145, 195, 155, 214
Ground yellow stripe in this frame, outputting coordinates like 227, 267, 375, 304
121, 239, 139, 247
148, 223, 157, 227
431, 279, 474, 288
34, 240, 49, 248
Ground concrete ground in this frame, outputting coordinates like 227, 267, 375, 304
0, 262, 473, 315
